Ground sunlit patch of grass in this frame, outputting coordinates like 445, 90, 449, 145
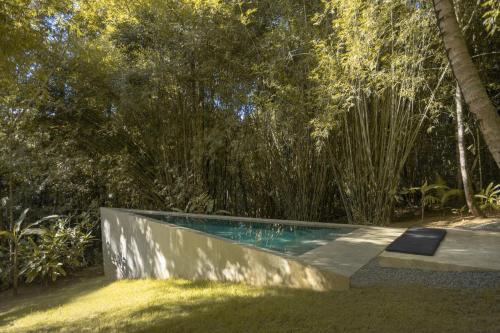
0, 276, 499, 333
0, 278, 265, 333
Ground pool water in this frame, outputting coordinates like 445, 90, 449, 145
137, 213, 352, 256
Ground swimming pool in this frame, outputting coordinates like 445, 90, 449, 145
138, 213, 352, 256
101, 208, 357, 290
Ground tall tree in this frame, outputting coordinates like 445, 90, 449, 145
432, 0, 500, 168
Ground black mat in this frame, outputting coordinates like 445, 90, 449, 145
385, 227, 447, 256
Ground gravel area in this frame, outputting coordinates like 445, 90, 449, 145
351, 259, 500, 289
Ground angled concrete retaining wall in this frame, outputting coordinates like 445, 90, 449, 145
101, 208, 350, 290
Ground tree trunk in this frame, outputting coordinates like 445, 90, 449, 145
8, 175, 13, 231
12, 243, 18, 296
455, 135, 463, 189
455, 83, 482, 217
0, 190, 3, 232
433, 0, 500, 168
421, 198, 425, 222
9, 175, 16, 295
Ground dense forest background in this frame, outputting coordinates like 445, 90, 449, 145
0, 0, 499, 290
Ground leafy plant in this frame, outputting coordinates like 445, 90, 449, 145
482, 0, 500, 36
0, 208, 57, 295
438, 188, 464, 207
475, 183, 500, 213
22, 216, 93, 285
433, 175, 463, 208
451, 205, 468, 217
173, 193, 217, 214
409, 181, 448, 221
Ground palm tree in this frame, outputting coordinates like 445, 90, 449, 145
432, 0, 500, 169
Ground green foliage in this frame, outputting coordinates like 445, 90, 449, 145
409, 181, 448, 221
440, 188, 464, 207
172, 193, 214, 214
451, 205, 468, 217
0, 0, 499, 294
0, 208, 57, 294
482, 0, 500, 36
311, 0, 444, 225
433, 175, 464, 207
475, 182, 500, 212
406, 177, 464, 218
0, 208, 54, 246
22, 216, 93, 284
0, 209, 93, 292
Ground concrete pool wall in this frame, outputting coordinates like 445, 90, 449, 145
101, 208, 356, 291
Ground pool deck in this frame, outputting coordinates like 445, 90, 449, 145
378, 228, 500, 272
299, 226, 500, 285
299, 227, 404, 282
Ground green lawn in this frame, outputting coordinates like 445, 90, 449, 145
0, 276, 499, 333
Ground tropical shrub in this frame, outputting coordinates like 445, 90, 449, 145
0, 209, 94, 294
22, 216, 93, 285
0, 209, 57, 295
475, 183, 500, 213
409, 181, 448, 221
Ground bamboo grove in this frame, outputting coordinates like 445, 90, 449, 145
1, 0, 499, 232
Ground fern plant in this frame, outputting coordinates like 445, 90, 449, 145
475, 183, 500, 213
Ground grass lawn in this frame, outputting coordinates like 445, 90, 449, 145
0, 275, 499, 333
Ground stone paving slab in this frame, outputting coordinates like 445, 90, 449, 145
378, 229, 500, 272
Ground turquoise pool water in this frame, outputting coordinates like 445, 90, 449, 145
137, 213, 352, 256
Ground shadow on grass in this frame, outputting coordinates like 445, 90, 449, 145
2, 278, 499, 333
128, 285, 500, 333
0, 276, 112, 328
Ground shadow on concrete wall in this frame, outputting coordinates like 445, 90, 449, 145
101, 209, 345, 290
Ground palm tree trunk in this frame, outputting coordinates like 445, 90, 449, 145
433, 0, 500, 168
455, 83, 482, 217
